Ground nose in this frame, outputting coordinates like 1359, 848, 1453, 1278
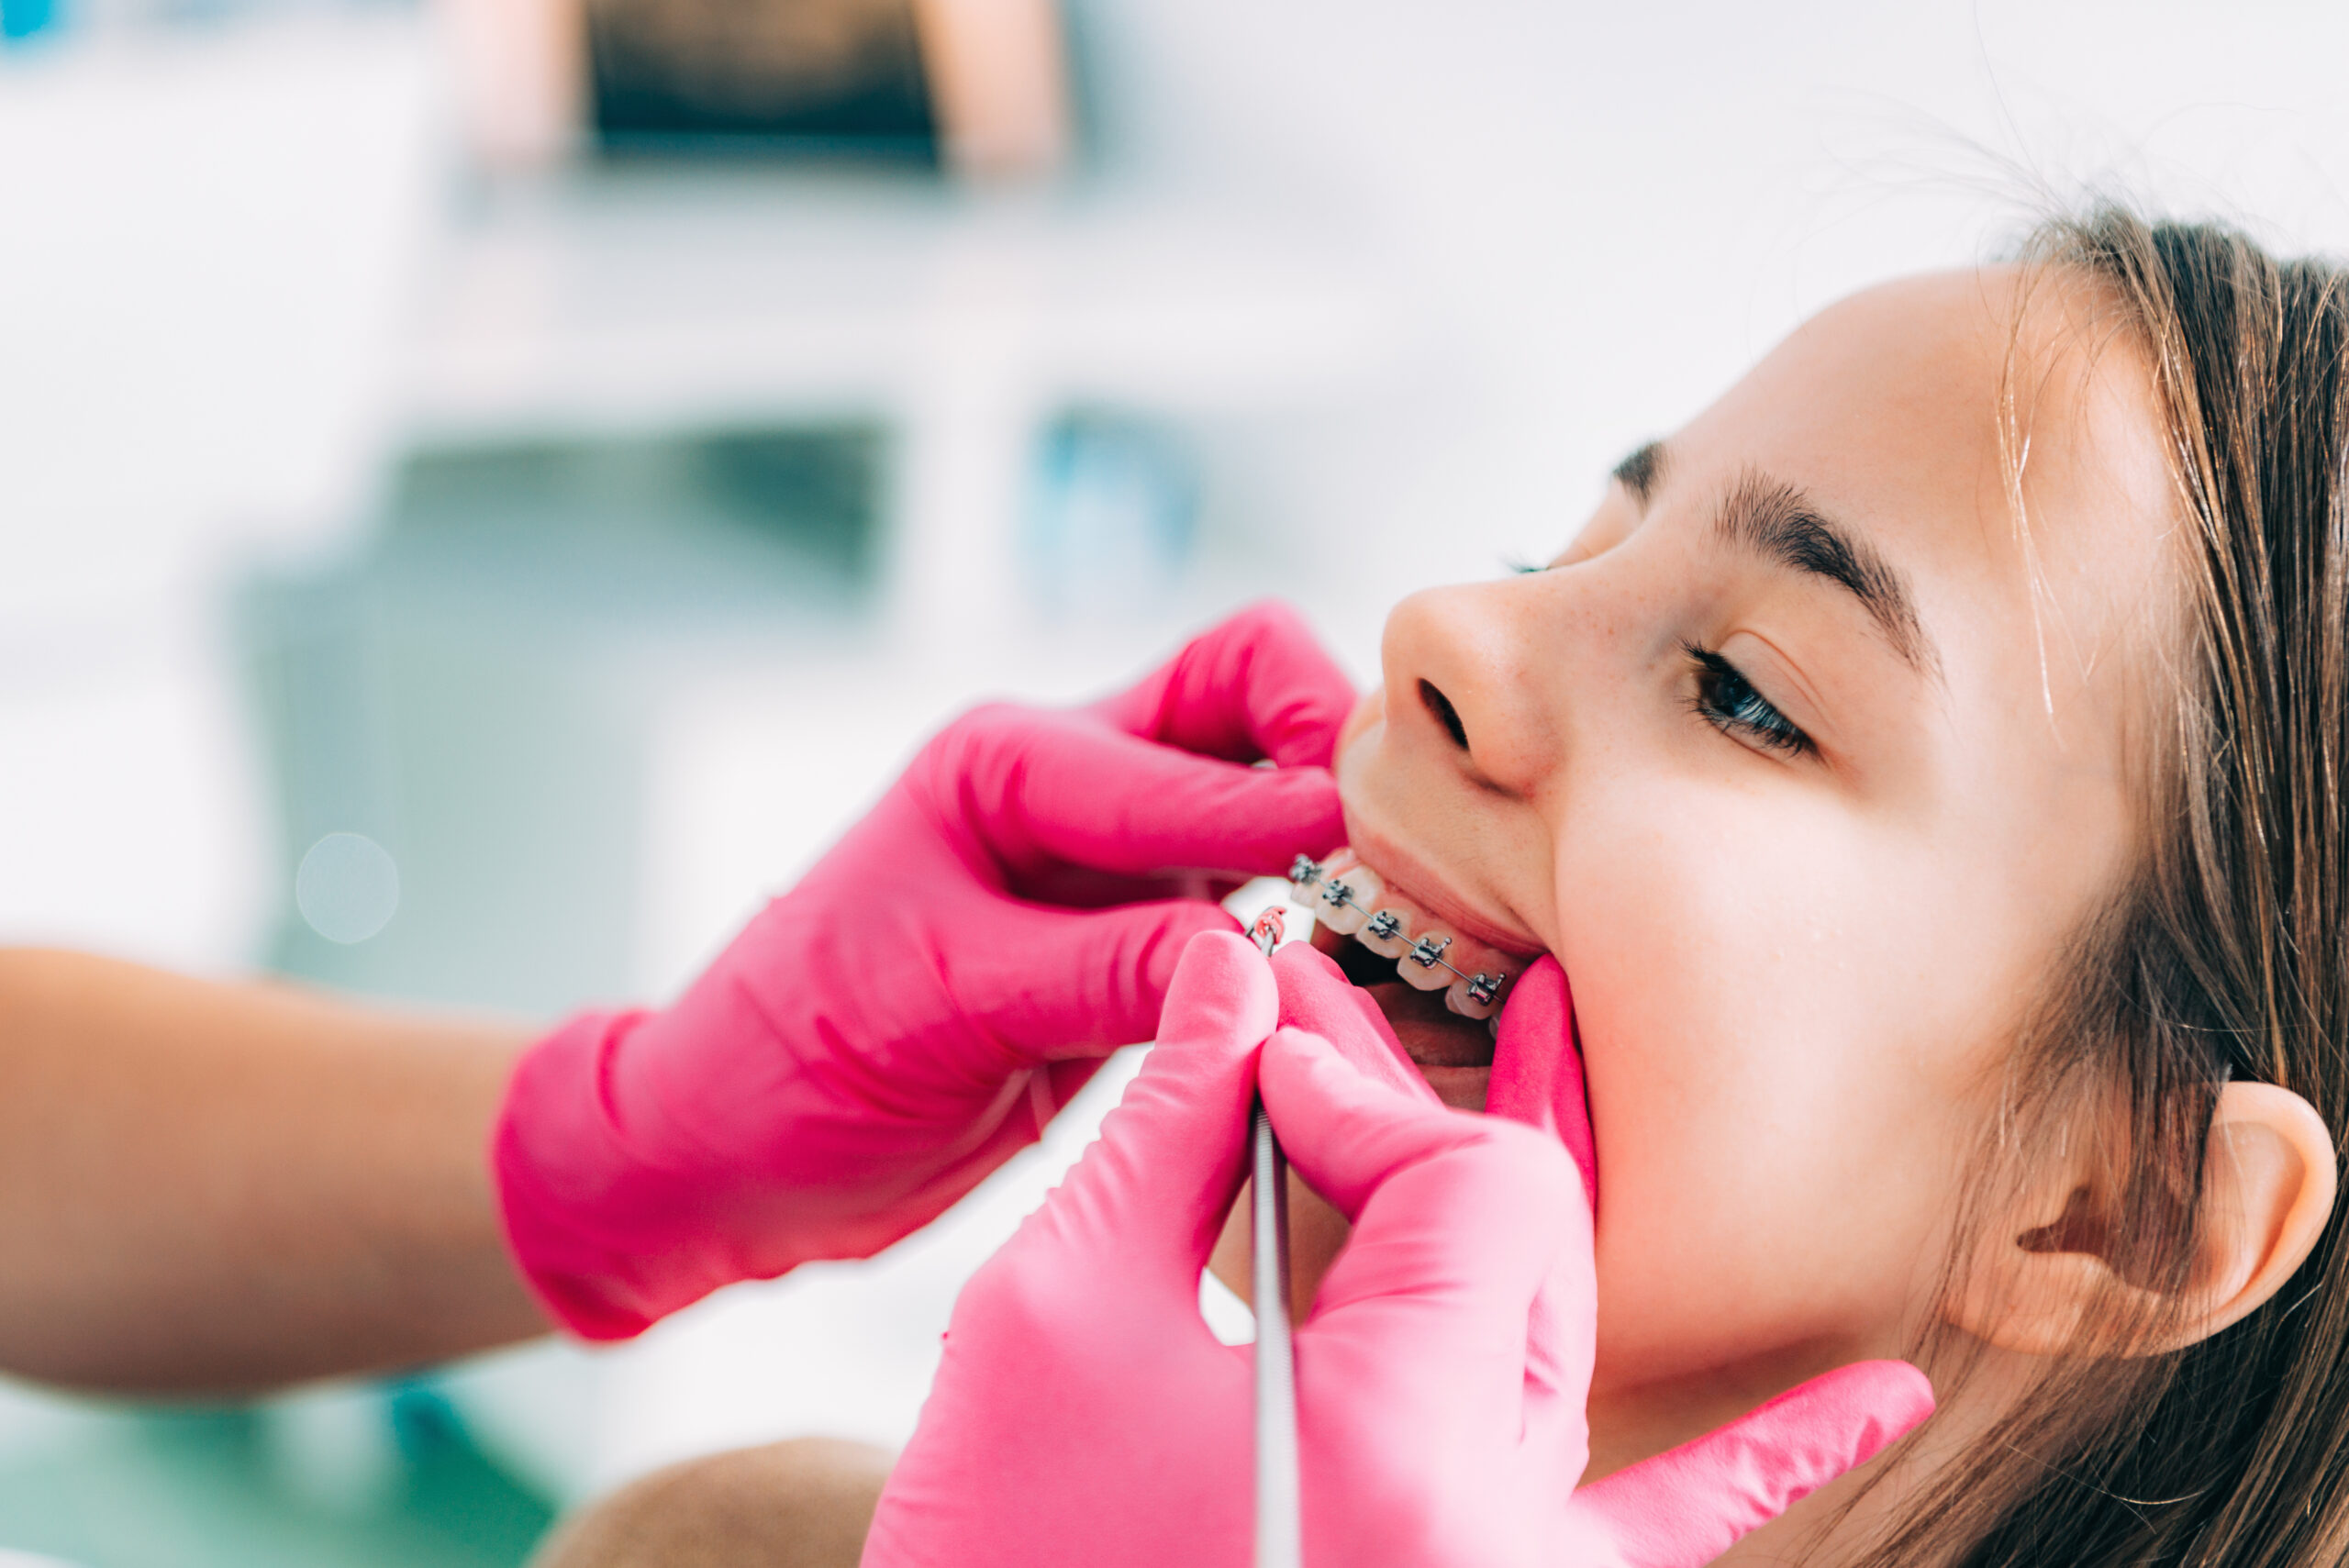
1379, 582, 1558, 798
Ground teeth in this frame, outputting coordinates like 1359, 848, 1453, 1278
1359, 903, 1414, 959
1292, 849, 1522, 1018
1293, 849, 1377, 935
1317, 864, 1379, 935
1445, 973, 1502, 1020
1400, 932, 1453, 991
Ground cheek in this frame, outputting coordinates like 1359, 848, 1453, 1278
1553, 777, 1984, 1384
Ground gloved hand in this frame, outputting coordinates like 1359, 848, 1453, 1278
863, 932, 1934, 1567
493, 602, 1354, 1340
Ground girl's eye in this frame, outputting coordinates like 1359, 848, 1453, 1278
1684, 642, 1812, 757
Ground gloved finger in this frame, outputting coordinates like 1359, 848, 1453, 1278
958, 896, 1241, 1062
1089, 600, 1358, 769
950, 705, 1344, 878
1020, 930, 1275, 1289
1262, 1024, 1572, 1319
1269, 941, 1440, 1108
1262, 1026, 1573, 1459
1260, 1025, 1572, 1235
1573, 1361, 1936, 1568
1484, 955, 1597, 1214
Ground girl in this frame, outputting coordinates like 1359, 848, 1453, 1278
550, 206, 2349, 1567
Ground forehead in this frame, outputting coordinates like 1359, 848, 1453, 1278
1673, 266, 2177, 746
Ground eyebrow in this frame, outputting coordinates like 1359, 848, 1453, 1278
1611, 440, 1666, 505
1609, 440, 1937, 678
1712, 466, 1937, 677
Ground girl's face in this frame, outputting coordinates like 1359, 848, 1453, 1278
1333, 267, 2175, 1451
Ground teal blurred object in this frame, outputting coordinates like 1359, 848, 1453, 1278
240, 422, 886, 1015
1022, 410, 1198, 617
0, 1396, 551, 1568
1, 0, 59, 43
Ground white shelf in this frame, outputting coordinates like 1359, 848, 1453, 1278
407, 170, 1412, 431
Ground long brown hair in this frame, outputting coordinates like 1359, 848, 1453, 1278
1861, 211, 2349, 1565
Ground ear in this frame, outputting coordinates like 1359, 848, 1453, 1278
2176, 1084, 2338, 1341
1951, 1082, 2337, 1357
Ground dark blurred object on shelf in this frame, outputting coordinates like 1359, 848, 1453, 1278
442, 0, 1071, 174
588, 0, 933, 157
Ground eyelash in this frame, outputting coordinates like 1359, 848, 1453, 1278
1682, 641, 1812, 757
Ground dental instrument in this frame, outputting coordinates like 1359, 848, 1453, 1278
1247, 906, 1302, 1568
1287, 855, 1508, 1008
1238, 854, 1512, 1564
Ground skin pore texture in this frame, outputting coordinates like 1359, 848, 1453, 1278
549, 264, 2337, 1566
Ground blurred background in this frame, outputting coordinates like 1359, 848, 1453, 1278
4, 0, 2348, 1561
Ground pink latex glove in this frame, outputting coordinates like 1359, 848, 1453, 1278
493, 602, 1353, 1340
863, 932, 1934, 1567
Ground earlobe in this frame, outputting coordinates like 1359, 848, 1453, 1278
1948, 1084, 2337, 1358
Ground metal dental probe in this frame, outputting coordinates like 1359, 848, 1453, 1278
1246, 906, 1302, 1568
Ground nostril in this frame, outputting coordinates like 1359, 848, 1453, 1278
1419, 679, 1469, 751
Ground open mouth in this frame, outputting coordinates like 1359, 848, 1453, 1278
1290, 848, 1533, 1113
1208, 845, 1567, 1314
1319, 935, 1496, 1110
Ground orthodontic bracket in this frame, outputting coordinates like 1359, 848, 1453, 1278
1287, 855, 1509, 1006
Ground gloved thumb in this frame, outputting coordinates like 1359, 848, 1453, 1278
1017, 931, 1276, 1294
1263, 1025, 1575, 1406
1572, 1360, 1936, 1568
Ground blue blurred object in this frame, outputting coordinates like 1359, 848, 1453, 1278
1, 0, 60, 45
1023, 410, 1198, 616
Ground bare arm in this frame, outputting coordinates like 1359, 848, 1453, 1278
0, 948, 554, 1394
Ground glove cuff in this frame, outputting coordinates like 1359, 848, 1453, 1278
491, 1007, 741, 1340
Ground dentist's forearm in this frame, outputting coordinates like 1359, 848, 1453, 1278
0, 949, 552, 1394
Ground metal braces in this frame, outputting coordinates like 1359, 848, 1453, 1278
1287, 854, 1507, 1006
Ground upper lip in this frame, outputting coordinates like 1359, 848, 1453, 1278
1340, 819, 1544, 959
